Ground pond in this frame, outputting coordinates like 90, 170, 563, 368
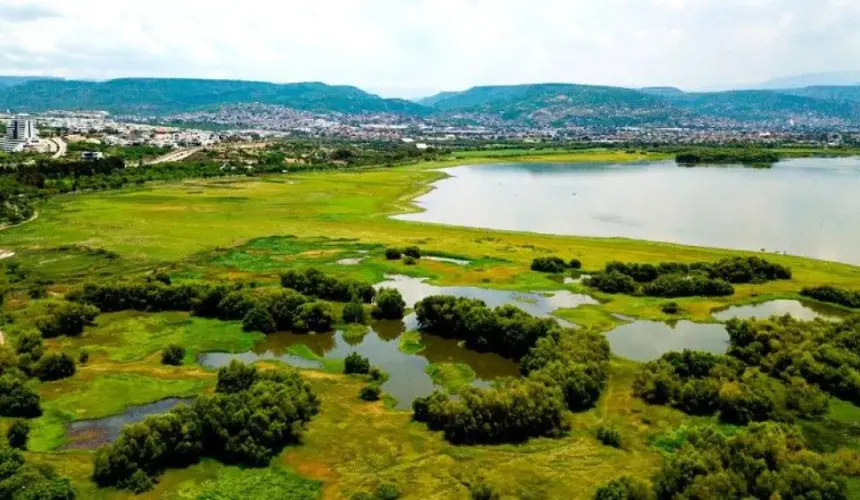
200, 276, 597, 408
712, 299, 851, 322
604, 320, 730, 362
395, 157, 860, 265
65, 398, 193, 449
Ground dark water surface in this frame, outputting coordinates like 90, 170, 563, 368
65, 398, 193, 449
395, 157, 860, 264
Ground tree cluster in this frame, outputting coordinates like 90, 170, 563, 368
92, 361, 319, 492
802, 285, 860, 309
675, 148, 781, 167
632, 350, 828, 424
280, 268, 375, 303
35, 302, 99, 338
0, 446, 76, 499
371, 288, 406, 320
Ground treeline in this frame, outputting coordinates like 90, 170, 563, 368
675, 148, 781, 167
585, 257, 790, 297
596, 423, 847, 499
412, 322, 611, 444
530, 256, 581, 273
280, 268, 376, 303
802, 285, 860, 309
93, 361, 318, 492
632, 350, 827, 424
728, 315, 860, 405
68, 280, 334, 333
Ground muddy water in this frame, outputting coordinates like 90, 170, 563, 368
65, 398, 192, 449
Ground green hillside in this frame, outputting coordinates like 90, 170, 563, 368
0, 78, 429, 115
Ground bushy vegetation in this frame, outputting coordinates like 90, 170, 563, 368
661, 302, 680, 314
161, 344, 186, 366
34, 352, 76, 381
344, 352, 371, 375
92, 361, 319, 491
384, 247, 402, 260
632, 350, 828, 424
530, 256, 568, 273
35, 302, 99, 338
676, 147, 781, 166
371, 288, 406, 320
0, 446, 76, 499
342, 300, 367, 324
594, 476, 652, 500
728, 315, 860, 405
402, 246, 421, 259
585, 257, 789, 297
802, 285, 860, 309
281, 268, 375, 303
6, 421, 29, 450
413, 328, 610, 444
415, 296, 557, 360
292, 301, 334, 333
596, 423, 622, 448
359, 383, 382, 401
0, 374, 41, 417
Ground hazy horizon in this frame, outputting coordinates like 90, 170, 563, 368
1, 0, 859, 98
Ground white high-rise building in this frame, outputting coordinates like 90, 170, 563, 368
2, 118, 39, 153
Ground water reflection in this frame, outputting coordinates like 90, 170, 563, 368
605, 320, 729, 362
712, 299, 850, 322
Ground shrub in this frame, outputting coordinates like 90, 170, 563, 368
569, 258, 582, 270
594, 476, 653, 500
661, 302, 680, 314
402, 246, 421, 259
281, 268, 375, 303
15, 331, 44, 360
531, 256, 567, 273
242, 306, 277, 333
34, 352, 76, 381
403, 256, 417, 266
292, 302, 333, 333
596, 423, 622, 448
344, 352, 371, 375
78, 350, 90, 365
342, 300, 367, 324
7, 420, 30, 450
36, 302, 99, 338
161, 344, 185, 366
371, 288, 406, 320
584, 272, 638, 294
359, 383, 381, 401
269, 289, 312, 330
375, 483, 401, 500
0, 374, 41, 417
384, 247, 402, 260
0, 446, 76, 498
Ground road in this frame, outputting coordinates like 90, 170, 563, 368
49, 137, 67, 159
145, 147, 202, 165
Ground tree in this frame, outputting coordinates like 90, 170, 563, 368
569, 258, 582, 270
34, 352, 76, 381
242, 306, 277, 333
403, 246, 421, 259
371, 288, 406, 320
531, 256, 567, 273
594, 476, 653, 500
161, 344, 185, 366
342, 300, 366, 324
16, 331, 44, 360
0, 374, 41, 417
344, 352, 371, 375
7, 420, 30, 450
36, 302, 99, 338
293, 302, 333, 333
359, 383, 381, 401
384, 247, 402, 260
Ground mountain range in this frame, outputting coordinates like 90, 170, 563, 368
0, 76, 858, 127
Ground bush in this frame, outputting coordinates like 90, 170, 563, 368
594, 476, 653, 500
371, 288, 406, 320
384, 247, 402, 260
78, 350, 90, 365
359, 384, 381, 401
342, 300, 367, 324
661, 302, 680, 314
344, 352, 371, 375
292, 302, 333, 333
801, 285, 860, 309
7, 420, 30, 450
584, 272, 638, 294
403, 256, 417, 266
402, 246, 421, 259
34, 352, 76, 381
92, 363, 319, 490
0, 446, 76, 498
596, 423, 622, 448
36, 302, 99, 338
606, 261, 659, 283
375, 483, 401, 500
15, 331, 44, 360
642, 275, 734, 298
161, 344, 185, 366
242, 306, 277, 333
531, 256, 567, 273
569, 258, 582, 270
281, 268, 375, 303
0, 374, 41, 417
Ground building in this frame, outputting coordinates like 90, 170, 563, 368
2, 118, 39, 153
80, 151, 105, 161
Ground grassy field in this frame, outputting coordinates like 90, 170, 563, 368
1, 151, 860, 498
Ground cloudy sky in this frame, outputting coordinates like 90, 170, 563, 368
1, 0, 858, 97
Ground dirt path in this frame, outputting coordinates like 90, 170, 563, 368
0, 211, 39, 232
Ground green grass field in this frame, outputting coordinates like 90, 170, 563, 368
1, 151, 860, 498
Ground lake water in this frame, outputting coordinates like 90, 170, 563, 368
395, 157, 860, 265
712, 299, 851, 322
605, 321, 730, 362
65, 398, 193, 449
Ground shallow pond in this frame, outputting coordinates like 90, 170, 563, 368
395, 157, 860, 265
712, 299, 851, 322
65, 398, 192, 449
424, 256, 471, 266
605, 320, 729, 362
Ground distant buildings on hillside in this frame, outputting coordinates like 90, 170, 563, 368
2, 117, 39, 152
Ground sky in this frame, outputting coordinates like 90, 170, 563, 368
1, 0, 858, 98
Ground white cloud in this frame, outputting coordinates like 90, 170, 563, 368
0, 0, 857, 95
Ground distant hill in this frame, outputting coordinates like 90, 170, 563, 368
755, 71, 860, 89
775, 85, 860, 104
0, 78, 429, 115
416, 91, 461, 107
0, 76, 60, 89
639, 86, 685, 97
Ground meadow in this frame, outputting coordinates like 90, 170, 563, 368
2, 150, 860, 498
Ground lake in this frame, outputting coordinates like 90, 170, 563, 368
395, 157, 860, 265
